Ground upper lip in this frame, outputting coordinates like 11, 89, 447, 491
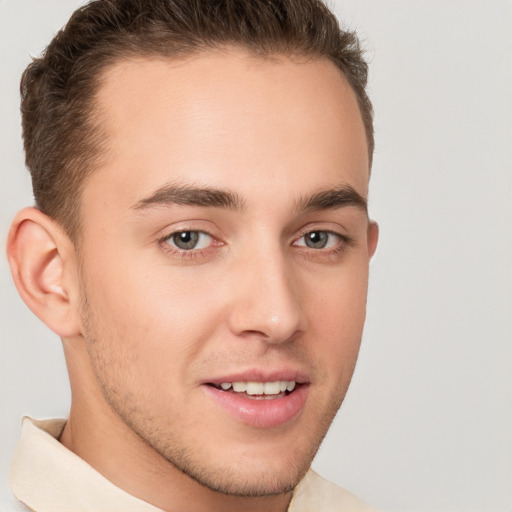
203, 368, 310, 386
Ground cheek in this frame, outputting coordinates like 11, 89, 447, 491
80, 250, 228, 382
306, 263, 369, 373
309, 260, 369, 326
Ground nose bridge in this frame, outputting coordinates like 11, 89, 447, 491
228, 242, 307, 343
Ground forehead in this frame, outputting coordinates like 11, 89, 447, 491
86, 50, 369, 213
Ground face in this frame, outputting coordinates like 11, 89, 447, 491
76, 50, 377, 496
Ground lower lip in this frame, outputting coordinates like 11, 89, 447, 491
202, 385, 309, 428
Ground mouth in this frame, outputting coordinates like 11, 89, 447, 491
202, 376, 309, 428
206, 380, 299, 400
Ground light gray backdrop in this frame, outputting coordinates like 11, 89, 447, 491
1, 1, 511, 511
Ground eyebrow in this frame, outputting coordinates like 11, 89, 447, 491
297, 185, 368, 214
131, 183, 245, 211
131, 182, 367, 215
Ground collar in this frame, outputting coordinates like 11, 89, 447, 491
10, 417, 162, 512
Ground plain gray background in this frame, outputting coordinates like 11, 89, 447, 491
1, 1, 511, 511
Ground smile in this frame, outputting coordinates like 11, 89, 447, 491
203, 376, 308, 428
213, 380, 297, 398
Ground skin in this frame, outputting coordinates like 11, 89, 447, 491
8, 50, 378, 512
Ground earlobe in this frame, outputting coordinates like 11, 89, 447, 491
367, 220, 379, 259
7, 207, 81, 338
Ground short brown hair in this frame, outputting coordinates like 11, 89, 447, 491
21, 0, 373, 239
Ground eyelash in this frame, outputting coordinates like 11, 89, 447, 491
157, 228, 354, 260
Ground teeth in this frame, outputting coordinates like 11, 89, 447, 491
218, 380, 297, 395
246, 382, 264, 395
286, 381, 296, 392
263, 381, 281, 395
232, 382, 246, 392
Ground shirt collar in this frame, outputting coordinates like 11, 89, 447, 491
10, 416, 163, 512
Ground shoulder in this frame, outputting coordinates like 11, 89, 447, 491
289, 470, 379, 512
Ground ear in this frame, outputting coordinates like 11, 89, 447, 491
367, 220, 379, 259
7, 207, 82, 338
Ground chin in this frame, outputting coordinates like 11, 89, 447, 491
177, 459, 306, 497
156, 429, 319, 498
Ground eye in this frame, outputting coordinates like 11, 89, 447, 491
295, 230, 340, 249
164, 231, 213, 251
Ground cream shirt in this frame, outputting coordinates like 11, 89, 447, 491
9, 417, 377, 512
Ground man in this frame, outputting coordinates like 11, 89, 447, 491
6, 0, 379, 510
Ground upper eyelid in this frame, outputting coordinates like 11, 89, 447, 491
159, 229, 215, 244
296, 227, 342, 237
292, 225, 347, 241
294, 218, 349, 233
297, 229, 341, 238
157, 222, 220, 240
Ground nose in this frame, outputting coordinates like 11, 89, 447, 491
227, 249, 307, 344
